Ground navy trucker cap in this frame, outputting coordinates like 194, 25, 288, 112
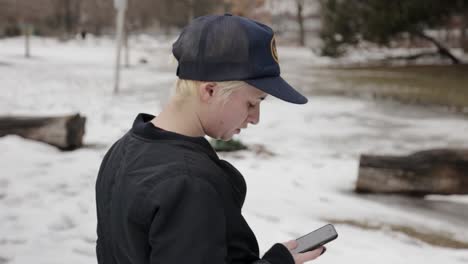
172, 13, 308, 104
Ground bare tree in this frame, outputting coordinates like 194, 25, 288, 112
13, 0, 51, 56
1, 0, 227, 38
296, 0, 305, 46
0, 0, 17, 36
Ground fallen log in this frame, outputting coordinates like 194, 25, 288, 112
356, 149, 468, 195
0, 113, 86, 150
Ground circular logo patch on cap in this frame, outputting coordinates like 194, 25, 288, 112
271, 35, 279, 63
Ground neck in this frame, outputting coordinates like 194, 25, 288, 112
151, 98, 206, 138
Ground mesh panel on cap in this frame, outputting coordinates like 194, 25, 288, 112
203, 16, 249, 64
173, 15, 253, 81
173, 16, 217, 62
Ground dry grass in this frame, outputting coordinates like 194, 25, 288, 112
306, 64, 468, 112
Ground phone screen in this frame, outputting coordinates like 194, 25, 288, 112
291, 224, 338, 254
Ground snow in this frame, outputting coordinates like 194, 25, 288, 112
1, 36, 468, 264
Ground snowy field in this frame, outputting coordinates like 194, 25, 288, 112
1, 36, 468, 264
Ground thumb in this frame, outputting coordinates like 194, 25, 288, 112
282, 240, 298, 251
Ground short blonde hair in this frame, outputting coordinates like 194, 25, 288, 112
172, 79, 245, 101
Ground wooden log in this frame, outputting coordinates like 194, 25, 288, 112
0, 113, 86, 150
356, 149, 468, 195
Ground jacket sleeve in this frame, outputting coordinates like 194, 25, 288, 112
257, 243, 295, 264
147, 175, 295, 264
148, 175, 228, 263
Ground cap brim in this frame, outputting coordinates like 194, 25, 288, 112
244, 76, 308, 104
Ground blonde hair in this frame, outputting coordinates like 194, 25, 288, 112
172, 79, 245, 102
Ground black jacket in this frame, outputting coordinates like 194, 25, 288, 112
95, 113, 294, 264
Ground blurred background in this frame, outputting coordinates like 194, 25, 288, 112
1, 1, 468, 263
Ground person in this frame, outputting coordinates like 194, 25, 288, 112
95, 13, 325, 264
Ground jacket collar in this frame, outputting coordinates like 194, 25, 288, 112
132, 113, 219, 160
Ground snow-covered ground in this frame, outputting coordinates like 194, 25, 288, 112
1, 36, 468, 264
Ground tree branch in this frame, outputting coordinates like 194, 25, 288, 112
411, 30, 462, 64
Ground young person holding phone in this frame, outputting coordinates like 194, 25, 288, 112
95, 14, 326, 264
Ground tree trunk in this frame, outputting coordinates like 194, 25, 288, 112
0, 114, 86, 150
356, 149, 468, 195
462, 12, 468, 53
412, 30, 461, 64
124, 24, 130, 68
94, 0, 103, 36
188, 0, 194, 22
64, 0, 73, 37
296, 0, 305, 46
23, 23, 31, 58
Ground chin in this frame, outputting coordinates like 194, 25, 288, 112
208, 133, 232, 141
218, 132, 236, 141
219, 135, 233, 141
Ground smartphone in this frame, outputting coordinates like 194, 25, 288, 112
291, 224, 338, 254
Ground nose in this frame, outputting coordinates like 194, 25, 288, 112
248, 105, 260, 125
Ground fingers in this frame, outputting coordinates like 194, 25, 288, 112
282, 240, 298, 251
294, 246, 325, 263
282, 241, 327, 263
320, 246, 327, 256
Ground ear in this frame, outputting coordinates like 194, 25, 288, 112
198, 82, 218, 103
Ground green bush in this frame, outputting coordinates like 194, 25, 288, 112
209, 138, 248, 152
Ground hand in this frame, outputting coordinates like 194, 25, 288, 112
282, 240, 326, 264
